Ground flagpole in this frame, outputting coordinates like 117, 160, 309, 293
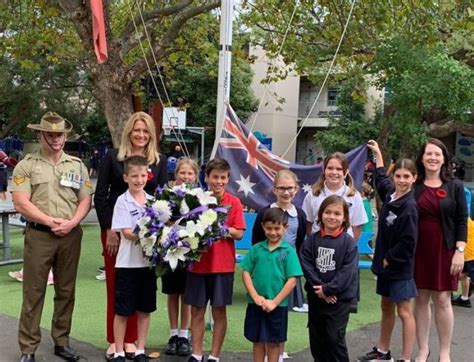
211, 0, 233, 159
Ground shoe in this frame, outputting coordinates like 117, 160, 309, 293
164, 335, 179, 355
357, 346, 393, 361
187, 356, 202, 362
54, 345, 80, 361
47, 271, 54, 286
292, 304, 308, 313
113, 357, 126, 362
125, 352, 135, 360
133, 354, 149, 362
281, 351, 292, 359
207, 358, 217, 362
105, 352, 114, 361
98, 266, 105, 272
9, 270, 23, 282
177, 337, 191, 356
451, 295, 472, 308
20, 354, 35, 362
96, 271, 106, 281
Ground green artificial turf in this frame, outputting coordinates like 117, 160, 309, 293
0, 225, 381, 352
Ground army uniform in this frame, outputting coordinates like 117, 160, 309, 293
11, 114, 93, 356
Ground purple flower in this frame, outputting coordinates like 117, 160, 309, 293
175, 188, 187, 198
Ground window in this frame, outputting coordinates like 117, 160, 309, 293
327, 89, 338, 107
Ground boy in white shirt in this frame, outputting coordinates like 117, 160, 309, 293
111, 155, 155, 362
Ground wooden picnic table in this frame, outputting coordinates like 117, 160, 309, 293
0, 201, 23, 266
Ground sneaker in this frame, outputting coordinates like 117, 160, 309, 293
8, 270, 23, 282
96, 271, 106, 281
357, 346, 393, 361
165, 335, 179, 355
47, 271, 54, 286
176, 337, 191, 356
281, 351, 292, 359
451, 295, 472, 308
292, 304, 308, 313
133, 354, 149, 362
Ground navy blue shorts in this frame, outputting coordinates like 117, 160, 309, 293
161, 267, 187, 295
183, 272, 234, 308
244, 303, 288, 344
463, 260, 474, 280
115, 267, 157, 316
376, 277, 417, 303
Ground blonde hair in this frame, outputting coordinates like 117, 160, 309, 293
117, 111, 160, 164
311, 152, 356, 197
273, 169, 299, 187
175, 158, 199, 178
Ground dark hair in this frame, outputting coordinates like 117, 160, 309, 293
415, 138, 452, 183
123, 155, 148, 174
205, 158, 230, 176
317, 195, 350, 230
393, 158, 417, 176
262, 208, 288, 225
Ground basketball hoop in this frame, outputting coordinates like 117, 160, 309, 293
163, 127, 171, 136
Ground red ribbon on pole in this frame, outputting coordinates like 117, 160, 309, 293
91, 0, 108, 64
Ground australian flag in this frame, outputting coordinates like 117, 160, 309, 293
215, 104, 368, 210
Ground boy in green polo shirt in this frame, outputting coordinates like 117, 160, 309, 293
241, 208, 303, 362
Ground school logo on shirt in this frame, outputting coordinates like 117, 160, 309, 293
130, 209, 139, 217
278, 251, 289, 262
316, 247, 336, 273
386, 211, 397, 226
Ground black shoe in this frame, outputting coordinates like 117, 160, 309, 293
357, 346, 392, 361
451, 295, 472, 307
176, 337, 191, 356
207, 358, 218, 362
113, 357, 126, 362
54, 345, 80, 361
20, 354, 35, 362
105, 352, 114, 361
133, 354, 149, 362
165, 335, 179, 355
187, 356, 201, 362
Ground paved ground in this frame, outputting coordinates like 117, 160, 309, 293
1, 304, 473, 361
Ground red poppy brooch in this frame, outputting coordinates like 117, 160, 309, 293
436, 189, 447, 198
147, 168, 153, 181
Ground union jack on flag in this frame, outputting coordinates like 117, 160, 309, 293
215, 104, 367, 210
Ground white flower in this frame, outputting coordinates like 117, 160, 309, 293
194, 188, 217, 206
159, 226, 171, 245
136, 216, 151, 239
164, 246, 190, 270
185, 220, 205, 237
152, 200, 172, 222
140, 234, 157, 256
199, 210, 218, 228
186, 236, 200, 250
180, 199, 190, 215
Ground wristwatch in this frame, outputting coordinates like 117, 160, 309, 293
455, 246, 465, 253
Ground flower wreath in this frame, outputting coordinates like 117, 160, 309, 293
135, 184, 229, 276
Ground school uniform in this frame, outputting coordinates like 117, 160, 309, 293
300, 228, 358, 362
184, 191, 245, 307
372, 167, 418, 302
302, 183, 368, 237
112, 190, 157, 316
241, 241, 303, 343
252, 203, 307, 308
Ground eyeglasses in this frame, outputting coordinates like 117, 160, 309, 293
275, 186, 297, 193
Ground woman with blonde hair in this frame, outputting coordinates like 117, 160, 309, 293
94, 111, 168, 360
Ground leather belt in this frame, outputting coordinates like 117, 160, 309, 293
28, 222, 52, 233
